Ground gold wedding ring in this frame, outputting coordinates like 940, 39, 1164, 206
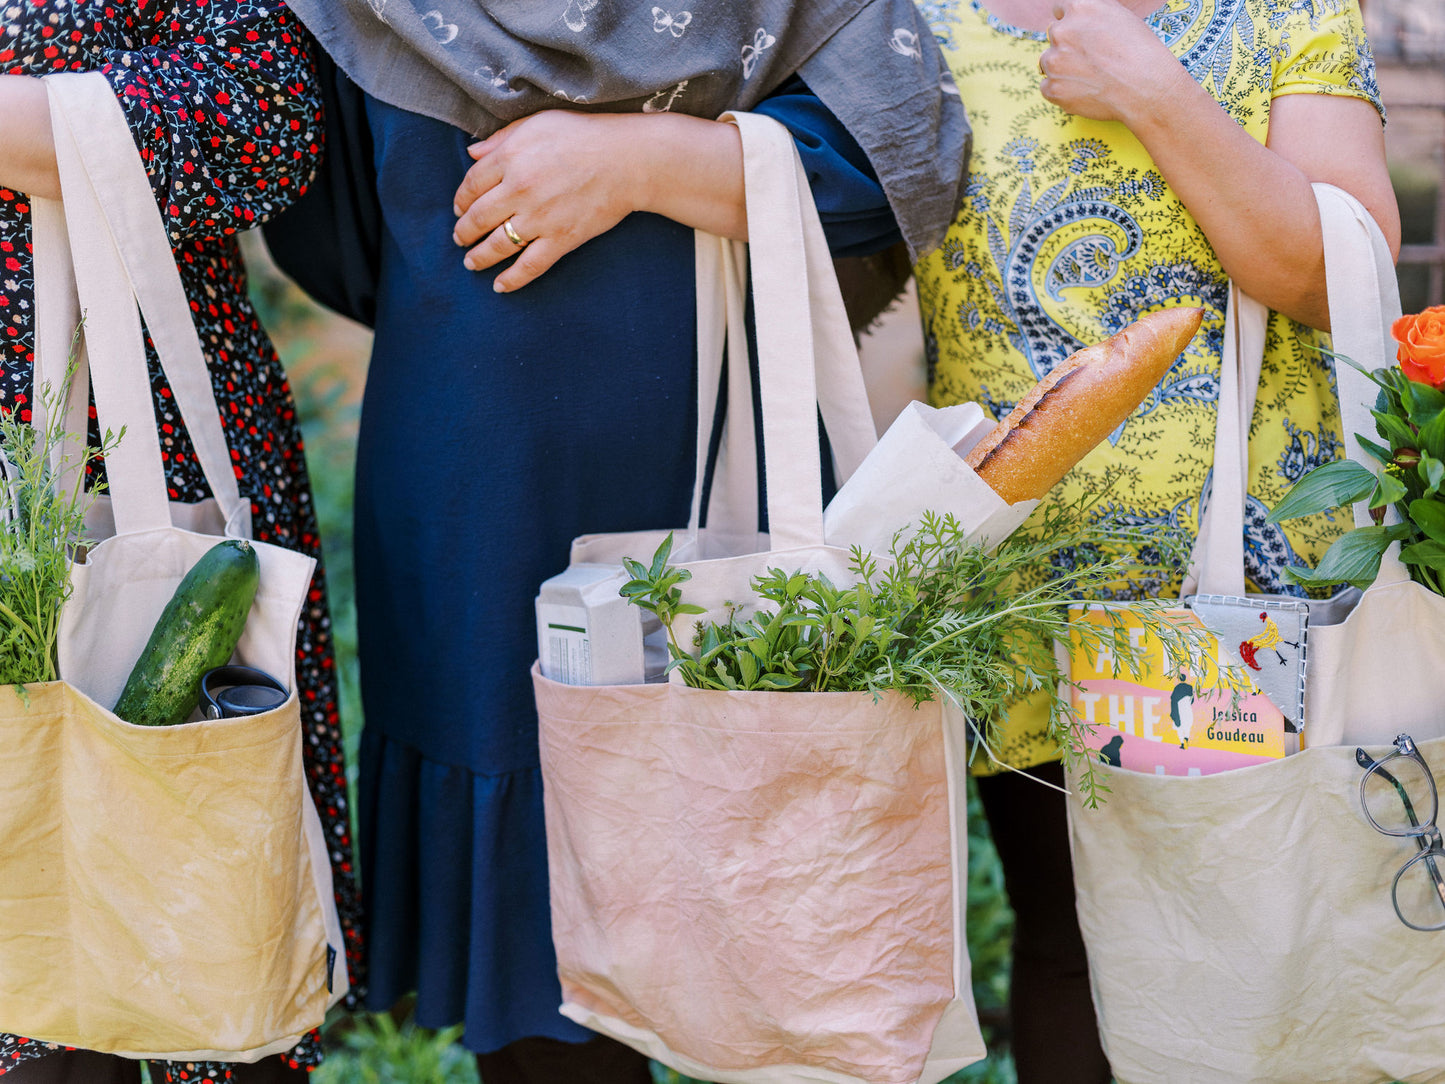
502, 218, 528, 248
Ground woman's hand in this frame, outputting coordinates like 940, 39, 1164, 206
1038, 0, 1186, 125
1038, 0, 1398, 329
452, 109, 745, 293
0, 76, 59, 200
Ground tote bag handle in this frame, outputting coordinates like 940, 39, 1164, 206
1192, 182, 1404, 596
30, 72, 248, 538
688, 111, 878, 551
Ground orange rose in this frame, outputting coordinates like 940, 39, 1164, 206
1393, 305, 1445, 387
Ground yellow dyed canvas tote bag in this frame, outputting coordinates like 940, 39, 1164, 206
0, 72, 346, 1062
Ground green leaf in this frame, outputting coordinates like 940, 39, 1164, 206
1280, 524, 1409, 589
1374, 410, 1419, 451
650, 533, 676, 579
711, 659, 739, 690
1354, 433, 1392, 465
737, 650, 760, 688
1267, 459, 1378, 523
1419, 409, 1445, 463
1406, 378, 1445, 423
1372, 470, 1408, 509
1409, 498, 1445, 545
756, 673, 802, 690
697, 624, 721, 656
1424, 454, 1445, 498
1401, 539, 1445, 573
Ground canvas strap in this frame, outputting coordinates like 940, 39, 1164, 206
690, 111, 878, 551
1191, 182, 1404, 595
30, 72, 248, 537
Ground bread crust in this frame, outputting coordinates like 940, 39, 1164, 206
965, 307, 1204, 504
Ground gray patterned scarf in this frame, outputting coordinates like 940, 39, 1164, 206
286, 0, 969, 257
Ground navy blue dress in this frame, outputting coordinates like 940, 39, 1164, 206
269, 74, 899, 1054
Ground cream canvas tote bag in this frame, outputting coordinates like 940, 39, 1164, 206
1066, 185, 1445, 1084
0, 72, 346, 1061
535, 112, 989, 1084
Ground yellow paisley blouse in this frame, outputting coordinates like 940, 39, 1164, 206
915, 0, 1384, 773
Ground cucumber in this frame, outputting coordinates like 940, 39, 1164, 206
113, 539, 261, 727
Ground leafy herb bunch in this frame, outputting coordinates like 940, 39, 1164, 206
1270, 309, 1445, 593
0, 357, 121, 685
622, 488, 1219, 806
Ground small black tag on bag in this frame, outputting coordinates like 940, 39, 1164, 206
326, 944, 337, 994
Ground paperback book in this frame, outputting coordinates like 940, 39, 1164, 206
1067, 599, 1305, 776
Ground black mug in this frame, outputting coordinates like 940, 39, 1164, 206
200, 665, 289, 719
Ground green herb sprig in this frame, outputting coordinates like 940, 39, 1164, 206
0, 352, 122, 686
621, 488, 1228, 807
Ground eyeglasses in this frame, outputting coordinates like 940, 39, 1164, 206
1356, 733, 1445, 932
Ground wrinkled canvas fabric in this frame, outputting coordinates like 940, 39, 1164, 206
1067, 737, 1445, 1084
0, 73, 345, 1060
284, 0, 969, 258
538, 679, 960, 1083
534, 113, 986, 1083
0, 683, 335, 1061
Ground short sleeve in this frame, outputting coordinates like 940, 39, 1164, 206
1272, 0, 1385, 121
100, 0, 324, 243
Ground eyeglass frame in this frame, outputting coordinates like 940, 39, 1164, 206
1355, 733, 1445, 933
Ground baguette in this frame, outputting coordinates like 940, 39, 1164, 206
964, 306, 1204, 504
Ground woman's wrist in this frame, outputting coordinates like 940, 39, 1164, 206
630, 112, 746, 240
0, 75, 59, 199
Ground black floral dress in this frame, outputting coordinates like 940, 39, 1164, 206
0, 0, 360, 1077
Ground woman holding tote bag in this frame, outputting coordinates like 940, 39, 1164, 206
0, 3, 360, 1081
263, 2, 968, 1079
913, 0, 1397, 1080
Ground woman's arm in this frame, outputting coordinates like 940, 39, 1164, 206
0, 76, 58, 199
452, 79, 900, 294
451, 110, 746, 294
1040, 0, 1399, 331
